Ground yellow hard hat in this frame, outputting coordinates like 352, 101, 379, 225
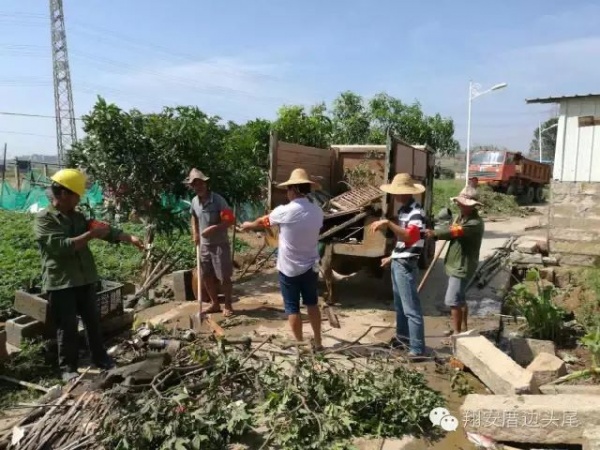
51, 168, 87, 197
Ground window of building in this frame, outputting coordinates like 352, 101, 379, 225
578, 116, 600, 127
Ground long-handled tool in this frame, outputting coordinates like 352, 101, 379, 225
196, 243, 203, 326
417, 214, 460, 293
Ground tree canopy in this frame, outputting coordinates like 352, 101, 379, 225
528, 117, 558, 162
67, 91, 459, 232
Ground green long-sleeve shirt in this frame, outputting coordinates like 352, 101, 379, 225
34, 207, 123, 291
434, 210, 484, 280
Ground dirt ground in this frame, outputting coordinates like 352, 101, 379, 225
133, 207, 551, 449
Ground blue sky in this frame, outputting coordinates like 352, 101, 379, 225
1, 0, 599, 158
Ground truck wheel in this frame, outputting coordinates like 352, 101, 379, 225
534, 186, 546, 203
506, 182, 518, 196
524, 186, 535, 204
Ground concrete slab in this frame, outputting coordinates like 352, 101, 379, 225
526, 352, 567, 386
454, 335, 537, 394
510, 337, 556, 366
461, 394, 600, 444
540, 384, 600, 395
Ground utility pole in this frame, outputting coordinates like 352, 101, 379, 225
538, 119, 542, 163
49, 0, 77, 166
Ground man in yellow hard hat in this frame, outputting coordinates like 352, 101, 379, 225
34, 168, 144, 382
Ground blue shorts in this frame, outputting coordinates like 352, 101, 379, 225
444, 276, 468, 307
278, 268, 319, 315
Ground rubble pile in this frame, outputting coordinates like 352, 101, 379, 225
1, 325, 447, 450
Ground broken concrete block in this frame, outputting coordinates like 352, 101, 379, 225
526, 352, 567, 386
5, 315, 46, 347
510, 252, 544, 265
171, 270, 194, 302
540, 384, 600, 395
516, 240, 540, 254
461, 394, 600, 444
509, 337, 556, 366
542, 256, 559, 266
13, 290, 50, 323
454, 335, 537, 394
539, 267, 556, 283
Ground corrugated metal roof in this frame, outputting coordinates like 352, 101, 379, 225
525, 93, 600, 104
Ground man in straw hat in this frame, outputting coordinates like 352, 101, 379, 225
240, 168, 324, 351
424, 186, 484, 341
184, 168, 236, 317
35, 168, 144, 382
370, 173, 427, 357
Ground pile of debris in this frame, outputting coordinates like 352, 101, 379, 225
1, 325, 447, 450
453, 330, 600, 449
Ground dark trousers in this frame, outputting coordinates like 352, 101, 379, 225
47, 284, 107, 372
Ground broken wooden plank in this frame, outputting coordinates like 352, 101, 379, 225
204, 315, 225, 337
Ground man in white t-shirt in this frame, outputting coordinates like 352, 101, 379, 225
241, 168, 324, 350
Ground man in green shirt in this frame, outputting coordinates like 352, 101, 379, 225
425, 187, 484, 339
34, 169, 144, 381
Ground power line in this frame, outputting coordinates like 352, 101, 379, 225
0, 130, 55, 138
0, 111, 82, 120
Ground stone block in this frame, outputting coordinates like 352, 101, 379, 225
509, 252, 544, 265
171, 270, 194, 302
526, 352, 567, 386
461, 394, 600, 444
509, 338, 556, 366
0, 327, 7, 361
516, 240, 540, 254
14, 290, 50, 323
539, 267, 556, 283
540, 384, 600, 395
554, 252, 598, 267
5, 315, 46, 347
454, 335, 537, 394
553, 240, 600, 256
542, 257, 559, 267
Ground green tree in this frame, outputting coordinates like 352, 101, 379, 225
367, 93, 459, 155
272, 103, 332, 148
529, 117, 558, 162
68, 97, 266, 234
330, 91, 371, 144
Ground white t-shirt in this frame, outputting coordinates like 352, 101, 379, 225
269, 198, 324, 278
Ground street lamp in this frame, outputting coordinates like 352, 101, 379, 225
538, 121, 558, 163
465, 81, 508, 185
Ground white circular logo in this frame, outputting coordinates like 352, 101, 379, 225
429, 407, 451, 426
439, 414, 459, 432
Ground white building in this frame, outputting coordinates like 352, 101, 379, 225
526, 93, 600, 266
526, 93, 600, 182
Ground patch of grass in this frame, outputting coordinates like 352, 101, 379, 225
575, 268, 600, 330
432, 180, 521, 219
0, 210, 250, 321
0, 339, 60, 408
505, 269, 569, 342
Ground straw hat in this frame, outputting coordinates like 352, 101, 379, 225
276, 168, 321, 189
379, 173, 425, 195
452, 187, 482, 207
183, 168, 209, 184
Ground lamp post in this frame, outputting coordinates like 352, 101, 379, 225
465, 81, 508, 185
538, 121, 558, 163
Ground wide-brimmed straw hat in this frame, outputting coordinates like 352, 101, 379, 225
276, 168, 321, 190
183, 168, 209, 184
379, 173, 425, 195
452, 187, 483, 207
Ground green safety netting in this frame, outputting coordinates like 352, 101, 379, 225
1, 173, 265, 222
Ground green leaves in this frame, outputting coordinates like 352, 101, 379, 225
98, 341, 445, 450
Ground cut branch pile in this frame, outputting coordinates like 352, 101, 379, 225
1, 328, 446, 450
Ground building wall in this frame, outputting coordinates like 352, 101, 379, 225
553, 97, 600, 182
549, 180, 600, 266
